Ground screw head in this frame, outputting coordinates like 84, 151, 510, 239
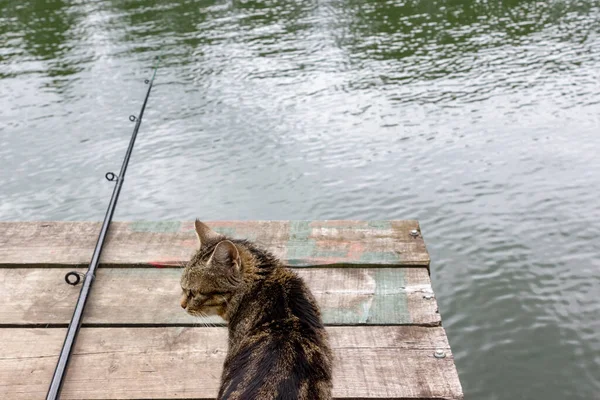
434, 349, 446, 359
410, 229, 419, 237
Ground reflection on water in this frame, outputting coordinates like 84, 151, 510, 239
1, 0, 600, 398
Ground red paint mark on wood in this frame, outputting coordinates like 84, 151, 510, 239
148, 258, 183, 268
181, 239, 196, 249
346, 242, 365, 261
180, 221, 196, 232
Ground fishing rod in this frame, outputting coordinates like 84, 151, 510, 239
46, 57, 160, 400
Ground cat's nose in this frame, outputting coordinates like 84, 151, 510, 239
180, 296, 188, 309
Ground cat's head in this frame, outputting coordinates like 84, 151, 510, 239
180, 220, 242, 319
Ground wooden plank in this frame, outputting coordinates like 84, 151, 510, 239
0, 267, 439, 326
0, 221, 430, 268
0, 326, 463, 399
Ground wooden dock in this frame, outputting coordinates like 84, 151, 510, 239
0, 220, 463, 399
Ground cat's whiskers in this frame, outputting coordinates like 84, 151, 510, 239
196, 311, 210, 328
195, 311, 221, 328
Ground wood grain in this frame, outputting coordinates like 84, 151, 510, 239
0, 267, 439, 326
0, 326, 463, 399
0, 220, 464, 399
0, 221, 430, 268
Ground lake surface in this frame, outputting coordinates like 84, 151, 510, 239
1, 0, 599, 398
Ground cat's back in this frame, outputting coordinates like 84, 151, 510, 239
219, 266, 333, 400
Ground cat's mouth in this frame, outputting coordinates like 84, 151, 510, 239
185, 305, 223, 318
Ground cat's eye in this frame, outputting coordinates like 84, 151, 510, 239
204, 291, 227, 296
183, 289, 226, 298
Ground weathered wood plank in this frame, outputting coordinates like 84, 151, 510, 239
0, 267, 439, 326
0, 326, 463, 399
0, 221, 429, 268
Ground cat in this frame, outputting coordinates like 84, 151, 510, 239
180, 220, 333, 400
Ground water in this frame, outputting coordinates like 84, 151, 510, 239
1, 0, 600, 398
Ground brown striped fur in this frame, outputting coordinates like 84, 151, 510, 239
180, 220, 333, 400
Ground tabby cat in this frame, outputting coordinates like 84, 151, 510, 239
180, 220, 333, 400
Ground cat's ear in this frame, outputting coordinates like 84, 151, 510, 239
194, 219, 224, 249
209, 240, 240, 274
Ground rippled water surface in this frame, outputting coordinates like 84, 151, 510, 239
1, 0, 600, 398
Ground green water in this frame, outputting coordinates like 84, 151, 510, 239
1, 0, 599, 398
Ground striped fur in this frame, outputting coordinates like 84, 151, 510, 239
180, 220, 333, 400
